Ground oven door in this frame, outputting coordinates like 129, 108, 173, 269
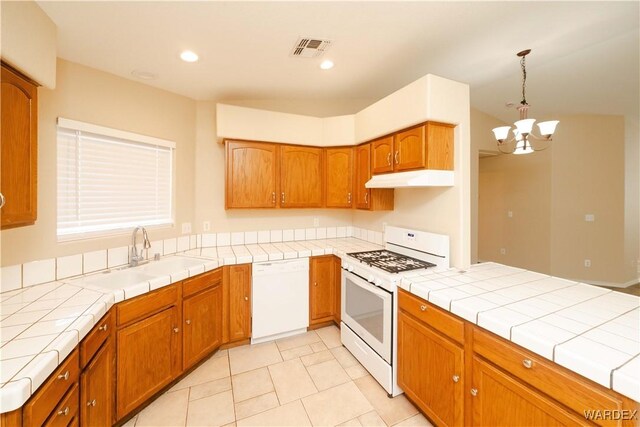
341, 270, 392, 363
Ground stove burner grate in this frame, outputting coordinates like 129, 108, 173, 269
347, 250, 436, 273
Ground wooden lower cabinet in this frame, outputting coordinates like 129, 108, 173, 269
397, 309, 464, 427
116, 306, 181, 419
80, 340, 113, 427
183, 284, 223, 369
471, 356, 587, 426
309, 255, 337, 325
224, 264, 252, 343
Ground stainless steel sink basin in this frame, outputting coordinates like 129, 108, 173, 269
141, 256, 205, 276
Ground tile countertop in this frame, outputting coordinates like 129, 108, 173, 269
0, 238, 381, 413
399, 262, 640, 402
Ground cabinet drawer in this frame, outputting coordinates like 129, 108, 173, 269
80, 310, 113, 368
23, 349, 79, 427
117, 284, 178, 326
473, 328, 623, 426
398, 289, 464, 344
183, 268, 222, 298
44, 383, 79, 427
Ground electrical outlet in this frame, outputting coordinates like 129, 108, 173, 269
181, 223, 192, 234
585, 214, 595, 222
500, 248, 506, 255
584, 259, 591, 268
203, 221, 211, 232
507, 211, 513, 218
313, 217, 319, 227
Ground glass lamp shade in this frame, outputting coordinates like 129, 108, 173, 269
514, 118, 536, 135
537, 120, 559, 137
513, 138, 534, 155
492, 126, 511, 141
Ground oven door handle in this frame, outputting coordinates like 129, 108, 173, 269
343, 271, 392, 298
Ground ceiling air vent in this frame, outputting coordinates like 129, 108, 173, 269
290, 37, 332, 58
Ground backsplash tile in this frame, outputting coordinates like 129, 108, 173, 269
107, 246, 129, 268
282, 229, 294, 242
83, 250, 107, 274
177, 236, 190, 252
163, 238, 177, 255
305, 228, 316, 240
231, 232, 245, 246
1, 265, 22, 293
201, 233, 216, 248
190, 235, 198, 250
244, 231, 258, 245
257, 230, 270, 244
326, 227, 337, 239
217, 232, 231, 246
294, 229, 305, 241
56, 255, 82, 280
316, 227, 327, 239
336, 226, 346, 238
22, 259, 55, 287
270, 230, 283, 243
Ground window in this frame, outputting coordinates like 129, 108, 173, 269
57, 118, 174, 240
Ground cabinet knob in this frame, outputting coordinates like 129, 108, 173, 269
394, 151, 399, 164
185, 319, 191, 325
272, 192, 276, 204
98, 324, 108, 331
173, 327, 179, 333
386, 152, 392, 166
0, 192, 5, 209
281, 192, 285, 204
314, 282, 318, 287
419, 305, 427, 312
87, 399, 97, 407
244, 296, 249, 301
522, 359, 533, 369
364, 192, 368, 204
58, 407, 70, 416
452, 375, 460, 383
57, 371, 70, 381
470, 388, 478, 396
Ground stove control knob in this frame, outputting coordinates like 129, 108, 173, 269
375, 278, 383, 287
348, 265, 354, 272
367, 275, 375, 283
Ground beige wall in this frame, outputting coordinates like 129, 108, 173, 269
478, 114, 637, 286
1, 59, 197, 266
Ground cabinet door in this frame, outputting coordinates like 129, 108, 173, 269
226, 141, 278, 208
226, 264, 252, 342
371, 136, 394, 174
309, 256, 335, 324
183, 284, 223, 369
425, 122, 454, 170
471, 356, 587, 426
354, 144, 371, 210
81, 340, 113, 427
397, 310, 464, 427
280, 145, 323, 208
116, 307, 180, 419
1, 65, 37, 229
394, 125, 426, 171
324, 148, 353, 208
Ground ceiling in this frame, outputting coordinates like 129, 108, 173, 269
38, 1, 639, 120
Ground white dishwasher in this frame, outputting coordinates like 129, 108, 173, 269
251, 258, 309, 344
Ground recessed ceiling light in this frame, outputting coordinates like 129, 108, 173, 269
180, 50, 199, 63
131, 70, 158, 80
320, 60, 334, 70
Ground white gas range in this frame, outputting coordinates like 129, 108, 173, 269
340, 226, 450, 396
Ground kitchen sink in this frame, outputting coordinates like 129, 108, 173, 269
141, 256, 205, 276
74, 269, 158, 290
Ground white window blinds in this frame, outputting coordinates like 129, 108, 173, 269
57, 118, 174, 240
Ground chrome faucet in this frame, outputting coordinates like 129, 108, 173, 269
130, 226, 151, 267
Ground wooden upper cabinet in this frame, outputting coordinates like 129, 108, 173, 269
309, 256, 336, 324
471, 356, 587, 427
425, 122, 454, 170
1, 64, 38, 229
371, 136, 394, 175
324, 147, 353, 208
354, 144, 371, 209
280, 145, 323, 208
394, 125, 426, 171
225, 264, 252, 343
225, 141, 278, 209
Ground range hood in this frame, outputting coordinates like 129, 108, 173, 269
365, 170, 454, 188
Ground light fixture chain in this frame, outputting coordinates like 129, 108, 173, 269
521, 55, 527, 106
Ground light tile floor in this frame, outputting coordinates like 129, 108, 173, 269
126, 326, 433, 427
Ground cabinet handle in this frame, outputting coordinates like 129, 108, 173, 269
522, 359, 533, 369
364, 192, 368, 205
347, 192, 352, 204
98, 324, 108, 331
281, 192, 285, 204
452, 375, 460, 383
87, 399, 97, 407
272, 192, 276, 204
57, 407, 70, 416
386, 152, 391, 166
244, 296, 249, 301
470, 388, 478, 396
185, 319, 191, 325
173, 327, 179, 333
419, 305, 427, 311
57, 371, 70, 381
394, 151, 399, 164
0, 192, 5, 209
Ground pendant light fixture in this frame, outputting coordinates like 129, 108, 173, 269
492, 49, 559, 154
